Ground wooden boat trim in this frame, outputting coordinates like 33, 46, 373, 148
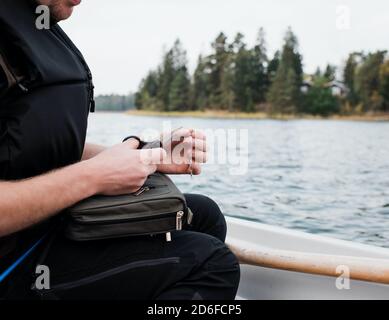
228, 242, 389, 285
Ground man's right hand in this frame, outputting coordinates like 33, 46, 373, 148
86, 138, 167, 196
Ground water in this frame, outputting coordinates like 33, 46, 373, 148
87, 112, 389, 248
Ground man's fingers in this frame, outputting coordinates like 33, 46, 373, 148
192, 150, 207, 163
189, 162, 202, 175
172, 163, 202, 175
172, 128, 193, 141
161, 128, 192, 147
123, 138, 140, 150
139, 147, 167, 165
191, 129, 206, 141
192, 138, 207, 152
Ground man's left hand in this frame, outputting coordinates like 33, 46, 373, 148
157, 128, 207, 175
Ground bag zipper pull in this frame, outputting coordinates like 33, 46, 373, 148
134, 186, 150, 196
187, 208, 193, 225
176, 211, 184, 230
166, 232, 172, 242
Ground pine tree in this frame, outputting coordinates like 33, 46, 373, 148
208, 32, 230, 109
267, 50, 280, 86
379, 60, 389, 111
354, 51, 387, 112
280, 27, 303, 85
267, 27, 303, 113
135, 39, 191, 111
251, 27, 268, 105
166, 40, 190, 111
135, 71, 159, 110
324, 64, 336, 81
157, 49, 175, 111
169, 66, 191, 111
220, 54, 235, 111
343, 52, 362, 107
192, 55, 210, 110
231, 33, 250, 111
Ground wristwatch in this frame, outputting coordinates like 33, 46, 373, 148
122, 135, 162, 150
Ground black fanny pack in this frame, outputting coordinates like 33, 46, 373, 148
64, 173, 193, 242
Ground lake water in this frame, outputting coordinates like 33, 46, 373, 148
87, 112, 389, 248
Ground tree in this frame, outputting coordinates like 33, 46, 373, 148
135, 39, 191, 111
157, 49, 175, 111
267, 50, 280, 86
192, 55, 211, 110
251, 27, 268, 105
135, 71, 159, 110
343, 52, 362, 107
96, 93, 135, 111
208, 32, 231, 108
282, 27, 303, 85
324, 64, 336, 81
231, 33, 250, 111
354, 51, 387, 112
267, 27, 303, 113
302, 69, 339, 116
169, 66, 191, 111
379, 60, 389, 111
154, 39, 189, 111
228, 30, 268, 112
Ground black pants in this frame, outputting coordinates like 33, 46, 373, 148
5, 194, 240, 300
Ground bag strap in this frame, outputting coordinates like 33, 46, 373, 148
0, 235, 46, 284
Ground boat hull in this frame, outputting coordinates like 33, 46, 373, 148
226, 217, 389, 300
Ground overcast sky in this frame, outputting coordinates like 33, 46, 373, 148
60, 0, 389, 95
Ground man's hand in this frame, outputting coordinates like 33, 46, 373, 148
87, 138, 166, 195
157, 128, 207, 175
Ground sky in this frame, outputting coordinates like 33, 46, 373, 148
60, 0, 389, 95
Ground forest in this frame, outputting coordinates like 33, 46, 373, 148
94, 94, 135, 111
134, 27, 389, 116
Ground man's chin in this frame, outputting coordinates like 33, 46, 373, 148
52, 7, 74, 22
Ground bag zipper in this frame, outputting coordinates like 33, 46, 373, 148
133, 181, 169, 196
134, 186, 153, 196
72, 210, 185, 228
72, 193, 185, 213
176, 211, 184, 231
33, 257, 180, 294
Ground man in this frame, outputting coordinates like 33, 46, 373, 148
0, 0, 240, 299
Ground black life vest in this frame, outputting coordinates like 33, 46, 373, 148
0, 0, 96, 269
0, 0, 95, 181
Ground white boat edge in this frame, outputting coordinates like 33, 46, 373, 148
226, 216, 389, 300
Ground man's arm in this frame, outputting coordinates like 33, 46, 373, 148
0, 139, 165, 238
0, 161, 98, 237
82, 143, 107, 160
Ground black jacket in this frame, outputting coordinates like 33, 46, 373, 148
0, 0, 93, 264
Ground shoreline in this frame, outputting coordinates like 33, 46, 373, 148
125, 110, 389, 122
